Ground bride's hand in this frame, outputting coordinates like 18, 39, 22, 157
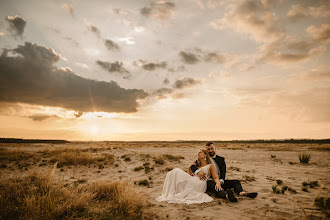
215, 182, 223, 191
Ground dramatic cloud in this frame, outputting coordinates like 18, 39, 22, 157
86, 22, 101, 39
5, 15, 26, 37
140, 1, 175, 20
307, 23, 330, 42
287, 3, 330, 21
96, 60, 131, 79
210, 0, 283, 42
103, 39, 120, 50
172, 77, 201, 89
0, 42, 148, 113
179, 51, 199, 64
62, 3, 74, 17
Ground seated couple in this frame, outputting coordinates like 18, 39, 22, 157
156, 142, 258, 204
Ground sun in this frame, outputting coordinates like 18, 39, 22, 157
89, 125, 99, 135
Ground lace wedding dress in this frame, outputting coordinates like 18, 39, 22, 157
155, 164, 213, 204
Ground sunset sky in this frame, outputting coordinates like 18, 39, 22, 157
0, 0, 329, 141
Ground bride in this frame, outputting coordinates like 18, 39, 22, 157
156, 149, 221, 204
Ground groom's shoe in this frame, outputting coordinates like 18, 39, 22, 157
245, 192, 258, 199
226, 189, 238, 202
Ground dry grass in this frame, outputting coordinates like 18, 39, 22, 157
299, 151, 312, 164
0, 171, 146, 219
0, 172, 89, 220
154, 156, 165, 165
0, 149, 39, 162
90, 180, 145, 219
45, 148, 115, 167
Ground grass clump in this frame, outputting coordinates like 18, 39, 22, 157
229, 166, 240, 171
134, 166, 144, 171
154, 156, 165, 165
272, 185, 283, 194
90, 180, 145, 219
121, 154, 131, 162
162, 154, 184, 161
242, 175, 256, 182
314, 197, 330, 210
276, 179, 283, 185
302, 180, 319, 190
298, 151, 311, 164
0, 172, 89, 220
134, 179, 149, 187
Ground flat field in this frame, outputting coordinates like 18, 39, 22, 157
0, 142, 329, 219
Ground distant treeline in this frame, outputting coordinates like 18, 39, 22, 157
0, 138, 69, 144
209, 139, 330, 144
104, 139, 330, 144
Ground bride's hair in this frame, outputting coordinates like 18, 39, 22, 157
197, 149, 212, 167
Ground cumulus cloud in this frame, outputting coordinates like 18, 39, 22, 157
29, 114, 58, 121
152, 87, 173, 99
204, 52, 227, 63
287, 3, 330, 21
103, 39, 120, 50
0, 42, 148, 113
152, 77, 201, 99
179, 51, 199, 64
134, 60, 167, 71
96, 60, 131, 79
86, 22, 101, 39
168, 65, 185, 72
5, 15, 26, 37
172, 77, 202, 89
258, 38, 326, 64
62, 3, 74, 17
140, 1, 175, 20
210, 0, 283, 42
307, 23, 330, 42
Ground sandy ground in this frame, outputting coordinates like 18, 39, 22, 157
0, 142, 329, 219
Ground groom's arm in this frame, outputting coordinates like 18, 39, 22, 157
219, 158, 226, 181
190, 160, 199, 174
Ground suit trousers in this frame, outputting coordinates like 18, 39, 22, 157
206, 179, 244, 198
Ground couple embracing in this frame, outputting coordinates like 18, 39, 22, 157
156, 142, 258, 204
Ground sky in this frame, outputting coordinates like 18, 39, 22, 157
0, 0, 329, 141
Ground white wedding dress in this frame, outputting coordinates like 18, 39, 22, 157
155, 164, 214, 204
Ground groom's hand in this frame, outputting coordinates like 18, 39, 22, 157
197, 171, 206, 180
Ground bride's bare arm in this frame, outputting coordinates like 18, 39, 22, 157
210, 164, 222, 191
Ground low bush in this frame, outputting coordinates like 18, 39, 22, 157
154, 156, 165, 165
299, 151, 311, 164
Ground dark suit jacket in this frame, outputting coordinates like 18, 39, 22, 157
190, 155, 226, 181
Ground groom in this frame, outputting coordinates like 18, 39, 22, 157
190, 141, 258, 202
